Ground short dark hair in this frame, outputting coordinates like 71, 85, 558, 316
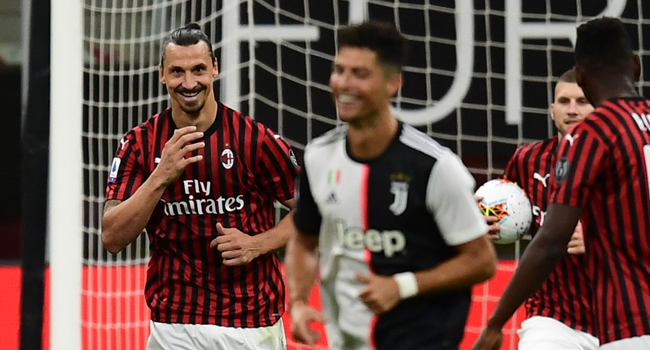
160, 23, 215, 66
558, 68, 576, 83
337, 21, 409, 72
575, 17, 634, 71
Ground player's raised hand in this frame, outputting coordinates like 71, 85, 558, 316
210, 223, 261, 266
472, 326, 503, 350
355, 273, 401, 314
476, 195, 501, 240
289, 301, 325, 347
567, 221, 585, 255
153, 126, 205, 187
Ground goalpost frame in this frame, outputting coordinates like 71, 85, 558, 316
50, 0, 83, 348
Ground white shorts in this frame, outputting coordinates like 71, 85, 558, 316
599, 335, 650, 350
146, 319, 287, 350
517, 316, 599, 350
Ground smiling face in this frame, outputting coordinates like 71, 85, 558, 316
159, 41, 218, 116
329, 46, 401, 125
550, 81, 594, 137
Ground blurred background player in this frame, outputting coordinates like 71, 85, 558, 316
502, 68, 598, 349
473, 17, 650, 350
285, 21, 497, 350
101, 23, 298, 350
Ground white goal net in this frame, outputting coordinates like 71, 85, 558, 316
76, 1, 650, 349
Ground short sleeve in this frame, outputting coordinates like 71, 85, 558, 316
427, 152, 488, 246
257, 128, 300, 201
293, 162, 322, 235
105, 132, 145, 201
549, 125, 607, 208
503, 146, 522, 183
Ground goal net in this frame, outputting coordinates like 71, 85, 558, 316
77, 1, 650, 349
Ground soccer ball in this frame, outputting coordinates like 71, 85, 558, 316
475, 179, 532, 245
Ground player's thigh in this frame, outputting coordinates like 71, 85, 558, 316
599, 335, 650, 350
518, 316, 599, 350
147, 320, 287, 350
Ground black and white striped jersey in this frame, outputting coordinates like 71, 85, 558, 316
294, 122, 488, 350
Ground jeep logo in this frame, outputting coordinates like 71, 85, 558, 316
336, 221, 406, 257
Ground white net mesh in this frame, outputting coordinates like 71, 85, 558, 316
81, 1, 650, 349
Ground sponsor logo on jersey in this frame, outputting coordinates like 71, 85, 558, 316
533, 172, 550, 188
161, 179, 245, 216
336, 221, 406, 258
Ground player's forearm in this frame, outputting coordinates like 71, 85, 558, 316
415, 236, 496, 295
285, 232, 319, 306
487, 231, 567, 329
101, 176, 167, 254
487, 204, 579, 329
252, 210, 295, 255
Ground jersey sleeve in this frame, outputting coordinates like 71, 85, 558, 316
105, 131, 146, 201
257, 128, 300, 202
503, 146, 523, 183
427, 152, 489, 246
549, 124, 607, 208
293, 160, 322, 235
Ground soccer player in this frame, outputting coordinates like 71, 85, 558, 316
502, 68, 598, 350
285, 21, 497, 350
101, 23, 298, 350
473, 17, 650, 350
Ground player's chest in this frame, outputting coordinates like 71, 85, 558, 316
311, 156, 429, 223
520, 154, 556, 206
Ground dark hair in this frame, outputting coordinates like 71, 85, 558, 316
575, 17, 634, 71
558, 68, 576, 83
160, 23, 215, 66
337, 21, 409, 72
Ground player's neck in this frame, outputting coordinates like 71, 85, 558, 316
170, 98, 218, 132
589, 79, 639, 107
347, 111, 399, 160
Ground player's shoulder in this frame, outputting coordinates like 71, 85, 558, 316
398, 123, 450, 161
121, 108, 167, 145
305, 126, 347, 152
514, 138, 557, 158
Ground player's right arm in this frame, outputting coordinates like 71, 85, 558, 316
101, 126, 205, 254
424, 152, 498, 291
285, 163, 325, 346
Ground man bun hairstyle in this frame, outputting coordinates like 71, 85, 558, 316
160, 23, 215, 65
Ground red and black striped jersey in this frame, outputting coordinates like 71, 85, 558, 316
105, 103, 299, 328
550, 97, 650, 344
504, 137, 595, 336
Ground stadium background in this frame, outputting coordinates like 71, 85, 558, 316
1, 0, 650, 349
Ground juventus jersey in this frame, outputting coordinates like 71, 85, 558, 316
294, 122, 488, 350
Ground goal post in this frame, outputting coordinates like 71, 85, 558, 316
50, 0, 83, 349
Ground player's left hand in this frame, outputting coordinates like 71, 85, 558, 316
567, 221, 585, 255
471, 326, 503, 350
210, 223, 261, 266
476, 195, 500, 240
355, 273, 401, 315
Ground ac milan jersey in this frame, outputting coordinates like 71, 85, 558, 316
294, 123, 488, 350
105, 103, 299, 328
504, 138, 594, 335
551, 97, 650, 344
